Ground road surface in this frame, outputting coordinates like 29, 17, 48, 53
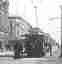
0, 56, 62, 64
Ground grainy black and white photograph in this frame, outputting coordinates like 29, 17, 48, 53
0, 0, 61, 64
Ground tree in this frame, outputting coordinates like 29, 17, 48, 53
0, 0, 9, 15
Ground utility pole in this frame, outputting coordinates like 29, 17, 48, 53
60, 5, 62, 57
49, 5, 62, 57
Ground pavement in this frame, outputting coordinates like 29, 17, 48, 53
0, 56, 62, 64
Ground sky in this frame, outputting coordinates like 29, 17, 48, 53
8, 0, 61, 44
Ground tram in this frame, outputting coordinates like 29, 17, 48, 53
12, 28, 51, 59
0, 15, 52, 58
